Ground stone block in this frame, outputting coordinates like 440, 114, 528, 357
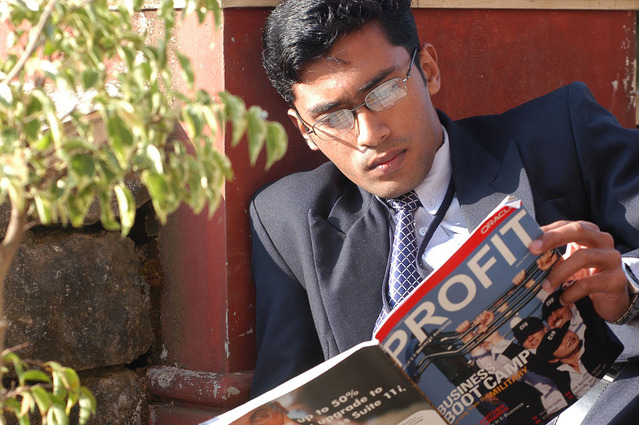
5, 230, 153, 370
81, 366, 149, 425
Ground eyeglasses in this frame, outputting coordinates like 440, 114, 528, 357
296, 49, 418, 141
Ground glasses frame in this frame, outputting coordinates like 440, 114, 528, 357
294, 49, 418, 141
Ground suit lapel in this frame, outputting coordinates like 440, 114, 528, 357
308, 184, 390, 353
443, 114, 534, 229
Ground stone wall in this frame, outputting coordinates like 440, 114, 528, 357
1, 186, 159, 424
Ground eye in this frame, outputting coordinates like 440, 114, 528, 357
365, 78, 407, 111
317, 109, 352, 130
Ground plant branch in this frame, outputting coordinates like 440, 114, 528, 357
0, 203, 28, 353
1, 0, 58, 84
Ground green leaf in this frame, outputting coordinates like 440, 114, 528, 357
70, 154, 96, 181
141, 171, 170, 224
20, 391, 34, 417
33, 131, 54, 151
68, 188, 95, 228
177, 52, 194, 90
65, 391, 78, 415
0, 83, 13, 106
61, 367, 80, 392
4, 351, 25, 376
144, 144, 164, 174
34, 194, 53, 225
183, 106, 205, 140
98, 191, 120, 231
62, 139, 97, 154
82, 69, 100, 89
265, 121, 288, 170
218, 92, 247, 146
46, 110, 62, 147
114, 183, 136, 236
20, 369, 52, 385
17, 414, 30, 425
78, 387, 97, 425
47, 404, 69, 425
106, 115, 134, 167
23, 117, 41, 141
246, 106, 268, 165
31, 386, 53, 414
209, 0, 222, 27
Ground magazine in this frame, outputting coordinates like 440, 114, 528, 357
203, 197, 623, 425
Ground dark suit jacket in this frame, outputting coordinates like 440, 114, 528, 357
249, 82, 639, 397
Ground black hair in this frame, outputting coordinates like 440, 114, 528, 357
262, 0, 419, 105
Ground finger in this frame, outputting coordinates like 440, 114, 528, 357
559, 270, 629, 322
530, 221, 611, 254
541, 247, 621, 293
559, 268, 626, 304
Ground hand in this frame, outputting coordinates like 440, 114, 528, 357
529, 220, 629, 322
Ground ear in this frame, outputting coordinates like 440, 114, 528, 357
418, 43, 441, 96
287, 108, 320, 151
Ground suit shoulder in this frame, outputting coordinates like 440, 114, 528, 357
453, 82, 593, 139
251, 161, 351, 219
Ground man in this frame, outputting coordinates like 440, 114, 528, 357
542, 287, 585, 338
536, 322, 621, 399
512, 317, 548, 352
250, 0, 639, 399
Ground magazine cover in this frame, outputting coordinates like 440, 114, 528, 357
374, 198, 624, 425
203, 341, 442, 425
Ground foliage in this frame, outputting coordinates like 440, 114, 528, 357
0, 0, 288, 232
0, 349, 96, 425
0, 0, 288, 423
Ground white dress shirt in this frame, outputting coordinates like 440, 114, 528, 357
411, 126, 468, 277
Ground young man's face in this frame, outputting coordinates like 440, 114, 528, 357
547, 306, 573, 329
289, 23, 443, 199
552, 330, 581, 360
523, 328, 547, 350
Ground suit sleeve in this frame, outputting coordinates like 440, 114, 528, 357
568, 82, 639, 259
249, 198, 324, 397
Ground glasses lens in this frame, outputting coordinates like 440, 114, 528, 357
313, 109, 354, 140
365, 78, 407, 111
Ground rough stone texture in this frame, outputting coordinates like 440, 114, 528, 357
5, 230, 153, 371
81, 366, 149, 425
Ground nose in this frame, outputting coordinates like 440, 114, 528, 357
354, 108, 390, 150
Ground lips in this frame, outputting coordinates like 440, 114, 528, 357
368, 149, 406, 173
562, 333, 579, 351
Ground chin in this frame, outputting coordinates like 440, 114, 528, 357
369, 180, 418, 199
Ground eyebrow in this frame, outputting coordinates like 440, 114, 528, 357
304, 63, 400, 118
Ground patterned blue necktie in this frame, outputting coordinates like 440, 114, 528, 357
386, 190, 422, 308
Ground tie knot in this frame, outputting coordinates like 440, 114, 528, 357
386, 190, 421, 214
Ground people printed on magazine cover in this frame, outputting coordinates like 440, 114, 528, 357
512, 317, 546, 353
541, 284, 586, 338
544, 284, 622, 374
246, 402, 296, 425
457, 311, 567, 420
535, 323, 599, 398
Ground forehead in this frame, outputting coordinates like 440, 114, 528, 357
291, 24, 408, 111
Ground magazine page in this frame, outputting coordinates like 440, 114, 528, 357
203, 341, 442, 425
374, 198, 623, 425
